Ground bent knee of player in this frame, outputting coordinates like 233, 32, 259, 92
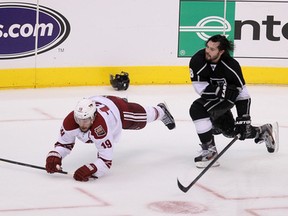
189, 101, 208, 121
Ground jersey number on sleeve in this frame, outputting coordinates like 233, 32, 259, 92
101, 139, 112, 149
60, 128, 65, 136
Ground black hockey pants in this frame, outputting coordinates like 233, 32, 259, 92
190, 98, 236, 137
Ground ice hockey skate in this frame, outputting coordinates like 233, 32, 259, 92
157, 102, 176, 130
255, 122, 279, 153
194, 142, 220, 168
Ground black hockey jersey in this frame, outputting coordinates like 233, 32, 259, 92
189, 49, 251, 117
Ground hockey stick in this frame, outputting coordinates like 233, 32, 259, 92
0, 157, 68, 174
177, 134, 240, 193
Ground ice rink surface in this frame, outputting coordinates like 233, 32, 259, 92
0, 84, 287, 216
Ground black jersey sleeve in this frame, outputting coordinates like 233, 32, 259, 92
221, 54, 246, 88
189, 49, 208, 82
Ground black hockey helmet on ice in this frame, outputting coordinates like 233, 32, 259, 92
110, 71, 130, 91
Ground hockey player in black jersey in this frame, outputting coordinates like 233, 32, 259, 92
189, 34, 279, 168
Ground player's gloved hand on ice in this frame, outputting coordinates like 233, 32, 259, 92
73, 163, 97, 182
235, 115, 252, 140
217, 83, 239, 102
45, 151, 62, 173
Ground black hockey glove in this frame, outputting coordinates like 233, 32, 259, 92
217, 84, 239, 102
235, 115, 251, 140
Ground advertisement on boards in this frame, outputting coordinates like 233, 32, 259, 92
0, 2, 70, 60
178, 0, 288, 59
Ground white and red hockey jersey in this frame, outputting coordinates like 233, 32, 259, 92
54, 96, 124, 178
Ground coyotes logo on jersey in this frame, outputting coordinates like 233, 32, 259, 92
94, 125, 106, 137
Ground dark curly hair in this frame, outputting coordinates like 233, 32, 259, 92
206, 34, 234, 54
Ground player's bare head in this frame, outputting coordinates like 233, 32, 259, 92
204, 34, 234, 63
74, 98, 97, 132
206, 34, 234, 54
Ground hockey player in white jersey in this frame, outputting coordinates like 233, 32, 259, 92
45, 95, 175, 181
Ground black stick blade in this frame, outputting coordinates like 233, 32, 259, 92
177, 178, 190, 193
177, 135, 240, 193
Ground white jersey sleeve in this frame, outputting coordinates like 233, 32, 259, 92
51, 96, 122, 178
85, 98, 122, 177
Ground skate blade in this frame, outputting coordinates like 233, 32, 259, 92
195, 160, 220, 169
272, 122, 279, 153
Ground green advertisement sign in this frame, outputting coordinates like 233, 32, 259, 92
178, 0, 236, 57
